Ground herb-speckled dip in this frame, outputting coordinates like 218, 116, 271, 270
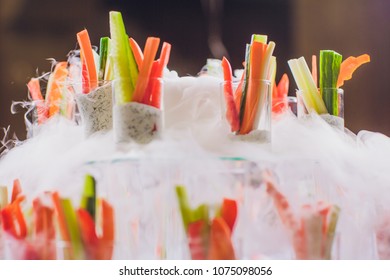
75, 82, 112, 137
113, 102, 162, 144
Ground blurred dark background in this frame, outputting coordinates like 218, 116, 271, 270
0, 0, 388, 139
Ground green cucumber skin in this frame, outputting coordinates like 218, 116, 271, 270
239, 44, 251, 131
98, 37, 109, 81
320, 50, 342, 116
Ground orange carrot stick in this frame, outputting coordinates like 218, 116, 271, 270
220, 198, 237, 233
129, 38, 144, 69
51, 192, 70, 242
101, 199, 114, 242
207, 217, 235, 260
132, 37, 160, 103
142, 60, 159, 105
11, 179, 22, 203
46, 62, 68, 117
337, 54, 370, 87
77, 29, 98, 90
240, 42, 266, 134
27, 78, 48, 124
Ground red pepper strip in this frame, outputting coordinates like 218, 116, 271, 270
1, 196, 27, 239
11, 179, 22, 203
220, 198, 237, 233
187, 220, 208, 260
77, 208, 99, 259
149, 42, 172, 109
272, 74, 289, 114
222, 57, 240, 132
142, 60, 159, 106
207, 217, 235, 260
277, 73, 289, 99
27, 78, 48, 124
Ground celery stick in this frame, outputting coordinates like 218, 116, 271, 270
239, 44, 251, 128
320, 50, 342, 115
109, 11, 137, 104
98, 37, 109, 81
192, 203, 209, 226
0, 186, 8, 210
175, 185, 192, 231
251, 34, 267, 44
297, 57, 327, 114
61, 198, 84, 259
324, 205, 340, 259
80, 174, 96, 221
288, 59, 315, 112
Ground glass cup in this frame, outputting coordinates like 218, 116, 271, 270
74, 80, 113, 137
220, 79, 271, 144
296, 88, 344, 129
112, 78, 163, 145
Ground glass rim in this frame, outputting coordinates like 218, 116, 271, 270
295, 88, 344, 94
221, 79, 271, 85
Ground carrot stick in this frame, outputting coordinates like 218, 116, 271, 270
312, 55, 318, 87
77, 29, 98, 91
240, 42, 266, 134
77, 208, 99, 258
45, 62, 68, 117
187, 220, 208, 260
100, 199, 114, 243
207, 217, 235, 260
220, 198, 237, 232
337, 54, 370, 87
129, 38, 144, 69
156, 42, 171, 77
51, 192, 70, 242
27, 78, 48, 124
11, 179, 22, 203
132, 37, 160, 103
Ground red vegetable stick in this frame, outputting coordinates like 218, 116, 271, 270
337, 54, 370, 87
234, 73, 245, 113
33, 198, 55, 240
272, 74, 289, 114
1, 196, 27, 239
187, 220, 208, 260
77, 208, 99, 259
207, 217, 235, 260
11, 179, 22, 203
101, 199, 114, 243
149, 42, 172, 108
129, 38, 144, 69
220, 198, 237, 233
221, 57, 240, 132
312, 55, 317, 87
77, 29, 98, 91
132, 37, 160, 103
46, 62, 68, 117
142, 60, 159, 105
27, 78, 48, 124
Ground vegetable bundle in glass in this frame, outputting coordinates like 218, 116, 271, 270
221, 34, 275, 143
175, 185, 237, 260
265, 174, 340, 260
109, 11, 171, 144
289, 51, 370, 129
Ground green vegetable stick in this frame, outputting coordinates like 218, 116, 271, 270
320, 50, 342, 116
239, 44, 251, 128
324, 205, 340, 259
61, 198, 84, 259
80, 174, 96, 221
175, 185, 193, 231
109, 11, 138, 104
98, 37, 109, 81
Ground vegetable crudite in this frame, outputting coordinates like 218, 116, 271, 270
289, 50, 370, 129
221, 35, 275, 144
109, 11, 171, 145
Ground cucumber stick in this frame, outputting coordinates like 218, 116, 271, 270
109, 11, 138, 104
320, 50, 342, 115
80, 174, 96, 221
98, 37, 109, 81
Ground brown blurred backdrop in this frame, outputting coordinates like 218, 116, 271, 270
0, 0, 388, 139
